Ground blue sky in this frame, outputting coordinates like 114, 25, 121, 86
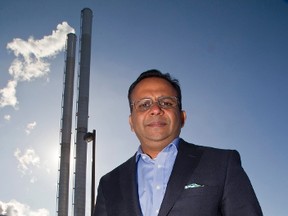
0, 0, 287, 215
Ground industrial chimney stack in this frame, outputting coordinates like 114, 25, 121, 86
56, 8, 93, 216
57, 33, 77, 216
73, 8, 93, 216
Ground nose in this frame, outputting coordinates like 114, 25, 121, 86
149, 102, 163, 115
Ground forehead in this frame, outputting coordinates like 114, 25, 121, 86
131, 77, 177, 99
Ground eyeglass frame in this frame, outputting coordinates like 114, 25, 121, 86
130, 96, 180, 112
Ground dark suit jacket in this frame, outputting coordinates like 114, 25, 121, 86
94, 139, 262, 216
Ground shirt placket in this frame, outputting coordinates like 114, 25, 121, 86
152, 155, 165, 215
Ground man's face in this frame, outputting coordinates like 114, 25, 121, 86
129, 77, 186, 156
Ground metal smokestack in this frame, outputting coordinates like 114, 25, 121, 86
73, 8, 93, 216
57, 33, 77, 216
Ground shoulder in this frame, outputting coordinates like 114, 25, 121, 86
99, 154, 136, 183
178, 138, 242, 164
179, 138, 239, 153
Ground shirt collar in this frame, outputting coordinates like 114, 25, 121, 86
136, 137, 180, 162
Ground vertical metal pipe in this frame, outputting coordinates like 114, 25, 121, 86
57, 33, 77, 216
91, 129, 96, 216
74, 8, 93, 216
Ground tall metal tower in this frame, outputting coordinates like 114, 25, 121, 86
73, 8, 93, 216
57, 33, 77, 216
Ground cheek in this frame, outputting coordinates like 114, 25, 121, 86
169, 112, 183, 127
129, 114, 142, 132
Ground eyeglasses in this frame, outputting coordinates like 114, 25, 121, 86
131, 96, 179, 112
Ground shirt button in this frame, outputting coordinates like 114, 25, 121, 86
157, 164, 162, 168
156, 185, 161, 190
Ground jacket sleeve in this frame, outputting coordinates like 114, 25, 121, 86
221, 150, 263, 216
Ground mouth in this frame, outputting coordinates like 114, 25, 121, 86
146, 121, 167, 127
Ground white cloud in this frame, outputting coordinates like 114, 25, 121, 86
30, 176, 38, 184
25, 121, 37, 135
0, 80, 18, 108
6, 22, 74, 81
0, 21, 75, 109
4, 114, 11, 121
0, 200, 49, 216
14, 148, 40, 175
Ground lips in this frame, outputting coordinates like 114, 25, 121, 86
146, 120, 167, 127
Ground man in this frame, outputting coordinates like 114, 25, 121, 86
94, 69, 262, 216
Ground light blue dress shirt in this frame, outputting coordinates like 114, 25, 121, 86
136, 138, 179, 216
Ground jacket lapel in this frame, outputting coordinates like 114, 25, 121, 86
120, 155, 143, 216
158, 139, 203, 216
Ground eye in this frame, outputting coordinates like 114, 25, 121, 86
160, 100, 173, 107
159, 97, 178, 108
136, 99, 152, 111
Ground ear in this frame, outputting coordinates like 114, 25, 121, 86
180, 110, 187, 128
129, 115, 134, 132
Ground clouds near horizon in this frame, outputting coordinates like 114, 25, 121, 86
0, 200, 49, 216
